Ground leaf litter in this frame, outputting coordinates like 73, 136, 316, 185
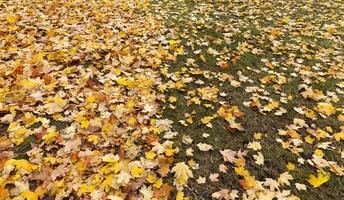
0, 0, 344, 199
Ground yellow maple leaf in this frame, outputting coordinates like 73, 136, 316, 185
77, 184, 95, 196
105, 174, 118, 189
6, 14, 19, 24
235, 166, 249, 177
265, 100, 279, 111
176, 191, 185, 200
286, 162, 296, 171
305, 109, 316, 119
117, 78, 127, 86
131, 166, 144, 177
253, 132, 262, 140
54, 95, 67, 107
80, 120, 90, 129
177, 47, 184, 55
128, 117, 136, 126
21, 191, 38, 200
171, 162, 193, 186
338, 114, 344, 122
51, 179, 64, 194
165, 147, 175, 156
86, 95, 96, 104
201, 116, 213, 124
185, 117, 193, 124
76, 160, 87, 172
29, 52, 45, 65
44, 156, 58, 164
308, 171, 330, 188
314, 149, 324, 157
145, 151, 156, 159
113, 68, 122, 75
101, 175, 113, 192
74, 114, 86, 123
200, 54, 206, 62
16, 159, 37, 172
158, 84, 167, 93
126, 79, 136, 88
239, 175, 257, 189
304, 136, 315, 144
87, 135, 99, 144
34, 186, 46, 198
191, 97, 201, 105
7, 121, 18, 131
4, 159, 38, 174
333, 131, 344, 141
20, 79, 38, 90
316, 102, 336, 116
281, 16, 290, 24
146, 173, 157, 183
169, 96, 177, 103
153, 178, 163, 188
42, 132, 59, 142
326, 25, 336, 34
270, 29, 281, 37
168, 40, 179, 46
175, 81, 185, 89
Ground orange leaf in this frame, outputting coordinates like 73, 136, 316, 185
239, 175, 257, 189
0, 186, 9, 200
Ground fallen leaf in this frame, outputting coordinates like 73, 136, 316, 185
171, 162, 193, 186
308, 171, 330, 188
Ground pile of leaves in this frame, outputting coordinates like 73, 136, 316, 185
0, 0, 183, 199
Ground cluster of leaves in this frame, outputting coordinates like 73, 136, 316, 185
0, 0, 186, 199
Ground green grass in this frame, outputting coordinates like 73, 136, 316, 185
154, 0, 344, 199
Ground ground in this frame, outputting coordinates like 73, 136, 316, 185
0, 0, 343, 200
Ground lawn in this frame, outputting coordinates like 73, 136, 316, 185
0, 0, 343, 199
